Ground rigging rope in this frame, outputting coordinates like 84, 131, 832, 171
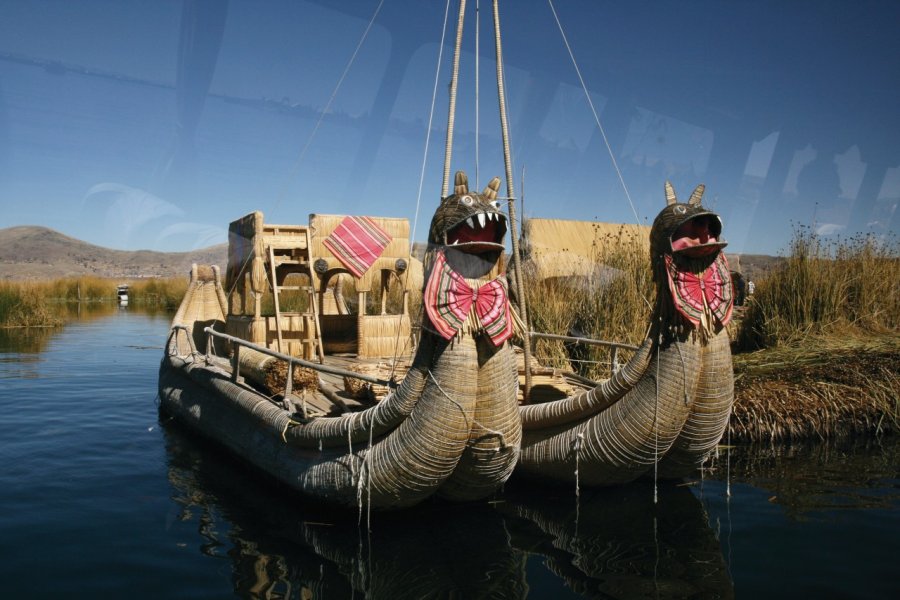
475, 0, 481, 189
547, 0, 642, 225
412, 0, 453, 247
274, 0, 385, 210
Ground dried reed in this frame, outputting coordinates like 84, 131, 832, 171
731, 335, 899, 442
736, 227, 900, 349
523, 226, 651, 380
0, 282, 63, 327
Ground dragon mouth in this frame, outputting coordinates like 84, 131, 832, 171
446, 211, 507, 253
671, 214, 727, 258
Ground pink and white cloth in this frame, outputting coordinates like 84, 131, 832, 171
322, 216, 391, 278
424, 251, 513, 346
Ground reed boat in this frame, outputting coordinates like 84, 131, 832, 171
514, 182, 735, 486
158, 187, 522, 509
158, 0, 534, 510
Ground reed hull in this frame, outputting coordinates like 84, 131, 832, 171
656, 329, 733, 478
516, 332, 703, 486
513, 182, 735, 487
515, 329, 732, 486
158, 263, 521, 510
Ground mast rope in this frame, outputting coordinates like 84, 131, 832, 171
547, 0, 641, 225
274, 0, 386, 210
390, 0, 455, 379
412, 0, 453, 245
475, 0, 481, 189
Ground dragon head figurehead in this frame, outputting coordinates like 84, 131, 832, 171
650, 181, 733, 341
422, 171, 514, 346
427, 171, 508, 279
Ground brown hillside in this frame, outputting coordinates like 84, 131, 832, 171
0, 226, 227, 280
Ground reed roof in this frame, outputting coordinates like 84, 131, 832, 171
520, 219, 650, 280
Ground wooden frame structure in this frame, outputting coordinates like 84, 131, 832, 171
224, 211, 414, 361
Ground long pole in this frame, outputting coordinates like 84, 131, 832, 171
492, 0, 532, 400
441, 0, 467, 199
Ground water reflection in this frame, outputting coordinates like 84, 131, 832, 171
500, 482, 734, 599
162, 420, 736, 598
0, 326, 57, 355
0, 303, 170, 356
163, 423, 529, 598
708, 438, 899, 517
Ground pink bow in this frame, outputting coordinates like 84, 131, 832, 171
424, 252, 513, 346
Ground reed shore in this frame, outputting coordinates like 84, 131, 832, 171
0, 276, 187, 327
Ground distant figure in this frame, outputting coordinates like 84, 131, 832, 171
565, 319, 591, 377
747, 280, 755, 296
732, 272, 746, 307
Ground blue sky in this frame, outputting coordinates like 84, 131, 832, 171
1, 0, 898, 256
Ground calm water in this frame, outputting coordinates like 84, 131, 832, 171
0, 310, 896, 599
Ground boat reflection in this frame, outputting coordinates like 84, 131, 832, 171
163, 419, 735, 598
499, 480, 735, 599
162, 422, 529, 598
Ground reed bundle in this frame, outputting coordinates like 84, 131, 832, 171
343, 360, 410, 401
730, 335, 899, 442
238, 347, 318, 397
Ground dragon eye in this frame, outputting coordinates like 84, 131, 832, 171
490, 200, 501, 210
460, 195, 474, 206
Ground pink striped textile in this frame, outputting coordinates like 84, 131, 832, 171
424, 251, 513, 346
322, 216, 391, 278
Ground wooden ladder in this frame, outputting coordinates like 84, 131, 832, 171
267, 228, 325, 362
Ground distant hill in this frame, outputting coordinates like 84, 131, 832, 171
0, 226, 228, 280
0, 225, 783, 283
727, 253, 785, 284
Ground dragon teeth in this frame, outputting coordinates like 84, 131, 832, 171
478, 213, 486, 228
466, 217, 475, 229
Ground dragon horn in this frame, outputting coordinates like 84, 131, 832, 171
665, 181, 677, 206
483, 177, 501, 200
454, 171, 469, 195
688, 184, 706, 205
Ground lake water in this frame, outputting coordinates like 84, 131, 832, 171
0, 309, 896, 599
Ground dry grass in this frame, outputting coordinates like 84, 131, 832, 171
736, 227, 900, 350
127, 277, 189, 310
522, 228, 651, 380
0, 282, 63, 327
0, 276, 190, 326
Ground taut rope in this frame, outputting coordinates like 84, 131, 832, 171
547, 0, 641, 225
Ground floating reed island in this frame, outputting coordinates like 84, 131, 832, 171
730, 335, 898, 443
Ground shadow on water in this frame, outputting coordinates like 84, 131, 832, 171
161, 419, 735, 598
162, 421, 529, 598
